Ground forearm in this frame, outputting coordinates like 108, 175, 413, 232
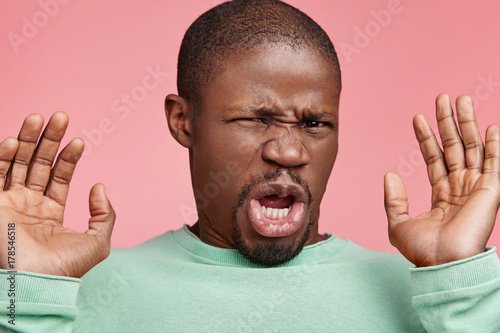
411, 247, 500, 333
0, 269, 80, 332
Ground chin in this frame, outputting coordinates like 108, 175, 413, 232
231, 208, 315, 267
229, 169, 318, 266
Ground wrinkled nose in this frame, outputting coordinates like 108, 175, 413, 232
261, 127, 311, 168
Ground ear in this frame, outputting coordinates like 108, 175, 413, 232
165, 94, 193, 148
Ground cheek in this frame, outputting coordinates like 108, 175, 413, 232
308, 139, 338, 196
190, 135, 249, 215
192, 118, 263, 189
310, 132, 338, 163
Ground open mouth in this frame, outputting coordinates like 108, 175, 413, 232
247, 182, 307, 238
259, 194, 294, 219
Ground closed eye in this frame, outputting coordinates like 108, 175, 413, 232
230, 118, 269, 128
238, 118, 267, 123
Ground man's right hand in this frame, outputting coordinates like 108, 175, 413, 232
0, 112, 115, 278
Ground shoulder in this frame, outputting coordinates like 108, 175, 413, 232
81, 227, 186, 281
341, 239, 414, 271
314, 235, 412, 267
310, 236, 415, 285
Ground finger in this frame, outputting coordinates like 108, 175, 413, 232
436, 93, 466, 172
455, 95, 484, 172
5, 114, 44, 190
0, 138, 19, 190
484, 124, 500, 176
86, 183, 116, 245
413, 114, 448, 186
45, 138, 85, 207
26, 112, 69, 193
384, 172, 411, 227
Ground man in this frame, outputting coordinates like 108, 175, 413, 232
1, 0, 499, 332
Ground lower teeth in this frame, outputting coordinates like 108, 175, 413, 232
261, 206, 291, 219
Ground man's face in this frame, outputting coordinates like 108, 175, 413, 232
190, 46, 340, 266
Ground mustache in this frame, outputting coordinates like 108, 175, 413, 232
236, 168, 312, 208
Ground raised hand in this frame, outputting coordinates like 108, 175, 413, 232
384, 94, 500, 267
0, 112, 115, 278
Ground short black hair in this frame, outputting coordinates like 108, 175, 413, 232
177, 0, 342, 109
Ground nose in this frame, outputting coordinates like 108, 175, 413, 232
261, 127, 311, 168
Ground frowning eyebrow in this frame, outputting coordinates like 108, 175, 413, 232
226, 106, 336, 121
300, 111, 329, 120
224, 106, 279, 116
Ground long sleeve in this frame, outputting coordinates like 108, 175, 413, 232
411, 247, 500, 333
1, 229, 499, 332
0, 270, 80, 333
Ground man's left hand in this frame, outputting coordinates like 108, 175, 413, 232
384, 93, 500, 267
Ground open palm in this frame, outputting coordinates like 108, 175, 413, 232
384, 94, 500, 267
0, 113, 115, 278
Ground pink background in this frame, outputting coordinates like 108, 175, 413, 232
1, 0, 499, 252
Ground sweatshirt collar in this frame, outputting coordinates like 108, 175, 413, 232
172, 224, 346, 267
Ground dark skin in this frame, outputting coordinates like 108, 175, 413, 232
0, 113, 115, 277
166, 47, 338, 261
0, 46, 499, 276
386, 96, 500, 266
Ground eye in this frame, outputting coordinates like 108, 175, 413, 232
239, 118, 267, 124
232, 118, 269, 129
251, 118, 266, 123
301, 120, 329, 129
304, 121, 322, 128
299, 119, 335, 137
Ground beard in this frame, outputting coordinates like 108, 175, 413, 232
230, 169, 316, 267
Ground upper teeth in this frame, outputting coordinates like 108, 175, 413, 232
261, 206, 290, 219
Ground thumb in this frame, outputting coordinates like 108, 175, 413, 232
86, 183, 116, 243
384, 172, 410, 228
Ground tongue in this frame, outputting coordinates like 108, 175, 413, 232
258, 195, 294, 209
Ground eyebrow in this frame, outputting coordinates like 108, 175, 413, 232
227, 107, 335, 121
301, 111, 329, 120
225, 106, 277, 116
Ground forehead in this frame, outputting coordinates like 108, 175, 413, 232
198, 46, 340, 116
